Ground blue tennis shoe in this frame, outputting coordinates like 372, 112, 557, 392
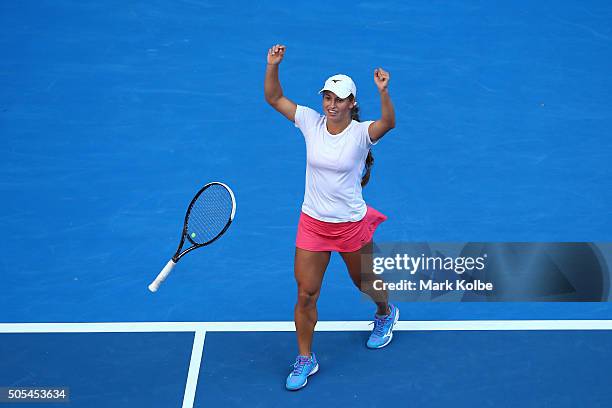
367, 304, 399, 349
286, 353, 319, 391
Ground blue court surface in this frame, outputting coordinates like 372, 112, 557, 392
2, 0, 612, 406
2, 321, 612, 407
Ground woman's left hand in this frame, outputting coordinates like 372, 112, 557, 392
374, 68, 390, 92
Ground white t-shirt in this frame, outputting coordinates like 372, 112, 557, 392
294, 105, 377, 223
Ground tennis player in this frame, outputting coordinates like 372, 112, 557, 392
264, 44, 398, 391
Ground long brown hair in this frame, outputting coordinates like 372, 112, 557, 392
349, 96, 374, 187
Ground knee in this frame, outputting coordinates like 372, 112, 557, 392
350, 275, 362, 290
296, 288, 319, 310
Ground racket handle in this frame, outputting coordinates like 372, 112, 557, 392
148, 259, 177, 292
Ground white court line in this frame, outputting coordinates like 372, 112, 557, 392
2, 320, 612, 408
182, 329, 206, 408
1, 320, 612, 333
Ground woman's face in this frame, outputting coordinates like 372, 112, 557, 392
322, 91, 354, 123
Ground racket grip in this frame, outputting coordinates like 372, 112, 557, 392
148, 259, 177, 292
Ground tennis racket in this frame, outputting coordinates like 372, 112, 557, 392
148, 182, 236, 292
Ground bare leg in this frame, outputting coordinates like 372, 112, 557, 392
294, 247, 331, 356
340, 241, 390, 315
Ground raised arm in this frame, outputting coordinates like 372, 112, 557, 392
368, 68, 396, 142
264, 44, 297, 122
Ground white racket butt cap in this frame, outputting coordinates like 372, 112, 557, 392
148, 259, 177, 293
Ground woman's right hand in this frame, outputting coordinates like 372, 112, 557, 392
267, 44, 286, 65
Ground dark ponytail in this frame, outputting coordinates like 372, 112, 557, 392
350, 97, 374, 188
361, 150, 374, 187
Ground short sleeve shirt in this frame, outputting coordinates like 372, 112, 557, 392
294, 105, 376, 222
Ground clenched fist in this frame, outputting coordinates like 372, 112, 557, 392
267, 44, 286, 65
374, 68, 390, 92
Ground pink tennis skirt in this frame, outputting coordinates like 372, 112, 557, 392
295, 206, 387, 253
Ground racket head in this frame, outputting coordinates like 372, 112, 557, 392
181, 182, 236, 251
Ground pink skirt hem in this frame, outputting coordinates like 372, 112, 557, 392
295, 206, 387, 253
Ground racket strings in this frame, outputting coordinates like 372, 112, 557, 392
187, 184, 233, 244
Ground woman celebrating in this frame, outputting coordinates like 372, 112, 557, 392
264, 44, 398, 391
